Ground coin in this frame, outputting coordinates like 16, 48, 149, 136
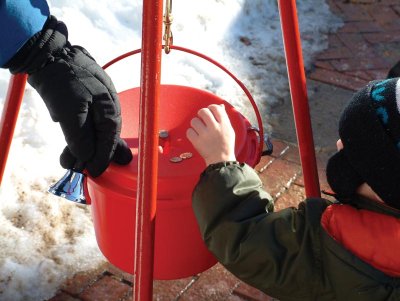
179, 152, 193, 159
170, 156, 183, 163
159, 130, 169, 139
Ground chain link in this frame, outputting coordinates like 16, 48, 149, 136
163, 0, 173, 54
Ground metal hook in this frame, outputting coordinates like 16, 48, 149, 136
163, 0, 173, 54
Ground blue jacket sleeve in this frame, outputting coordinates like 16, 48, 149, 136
0, 0, 50, 67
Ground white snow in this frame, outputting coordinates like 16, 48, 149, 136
0, 0, 342, 300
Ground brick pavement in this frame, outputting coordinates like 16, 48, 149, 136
47, 0, 400, 300
309, 0, 400, 91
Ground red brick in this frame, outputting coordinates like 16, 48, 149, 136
225, 295, 251, 301
340, 21, 383, 34
179, 264, 240, 301
274, 183, 305, 211
347, 0, 380, 4
394, 5, 400, 16
383, 53, 400, 65
355, 48, 380, 60
328, 34, 344, 48
61, 270, 102, 296
256, 155, 275, 173
380, 21, 400, 32
343, 70, 373, 81
268, 139, 290, 159
321, 190, 337, 203
258, 158, 302, 198
101, 263, 133, 283
338, 22, 360, 33
364, 32, 400, 43
153, 276, 194, 301
47, 292, 80, 301
337, 33, 371, 55
256, 139, 296, 164
233, 283, 274, 301
366, 3, 399, 25
349, 0, 380, 4
280, 143, 300, 164
335, 3, 372, 21
380, 0, 399, 4
365, 4, 400, 30
326, 0, 343, 15
308, 68, 366, 91
316, 148, 336, 167
255, 139, 291, 173
330, 57, 390, 72
316, 47, 353, 60
365, 4, 396, 19
367, 69, 389, 80
79, 276, 131, 301
313, 60, 335, 71
354, 21, 383, 33
320, 174, 333, 197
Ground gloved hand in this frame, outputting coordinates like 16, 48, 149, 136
5, 16, 132, 177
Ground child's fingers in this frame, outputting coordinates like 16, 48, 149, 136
197, 107, 219, 127
208, 104, 227, 123
190, 117, 207, 134
186, 127, 198, 143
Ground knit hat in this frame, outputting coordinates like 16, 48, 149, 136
326, 78, 400, 209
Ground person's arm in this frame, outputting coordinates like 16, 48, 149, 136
0, 0, 50, 67
194, 162, 325, 297
187, 105, 324, 298
1, 5, 132, 177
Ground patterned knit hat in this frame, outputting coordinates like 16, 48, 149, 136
326, 78, 400, 209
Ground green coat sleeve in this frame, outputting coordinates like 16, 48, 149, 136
192, 162, 328, 300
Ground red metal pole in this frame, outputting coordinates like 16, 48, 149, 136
133, 0, 163, 300
0, 74, 27, 186
277, 0, 321, 198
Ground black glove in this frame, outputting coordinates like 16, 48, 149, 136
5, 16, 132, 177
387, 60, 400, 79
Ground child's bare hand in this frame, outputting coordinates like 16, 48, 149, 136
186, 104, 236, 166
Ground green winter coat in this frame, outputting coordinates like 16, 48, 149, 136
192, 162, 400, 301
